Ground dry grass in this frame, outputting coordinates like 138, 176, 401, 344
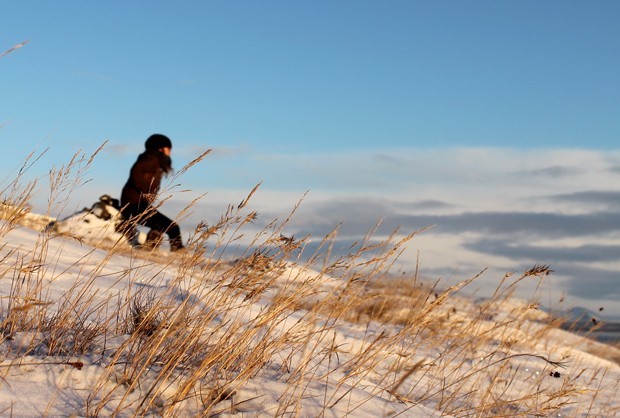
0, 145, 617, 416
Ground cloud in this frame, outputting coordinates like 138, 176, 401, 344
281, 198, 393, 237
560, 265, 620, 300
413, 211, 620, 238
284, 197, 620, 240
519, 165, 583, 179
248, 188, 620, 310
203, 148, 620, 208
547, 190, 620, 210
104, 143, 133, 156
396, 200, 456, 212
463, 238, 620, 264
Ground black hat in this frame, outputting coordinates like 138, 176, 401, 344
145, 134, 172, 151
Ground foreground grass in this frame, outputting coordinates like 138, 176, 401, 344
0, 148, 618, 417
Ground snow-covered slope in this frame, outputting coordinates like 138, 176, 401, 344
0, 217, 618, 417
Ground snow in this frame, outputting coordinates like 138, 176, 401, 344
0, 212, 618, 417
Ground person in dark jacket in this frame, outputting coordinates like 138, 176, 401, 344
119, 134, 184, 251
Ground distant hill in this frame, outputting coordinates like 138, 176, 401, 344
540, 305, 620, 343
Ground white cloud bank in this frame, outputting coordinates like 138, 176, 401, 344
174, 146, 620, 316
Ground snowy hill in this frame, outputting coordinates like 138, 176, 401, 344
0, 209, 619, 416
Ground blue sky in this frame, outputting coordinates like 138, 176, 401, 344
2, 2, 620, 316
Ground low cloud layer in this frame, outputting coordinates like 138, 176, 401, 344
287, 203, 620, 240
548, 190, 620, 210
178, 147, 620, 314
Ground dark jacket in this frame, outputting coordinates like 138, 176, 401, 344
121, 150, 171, 207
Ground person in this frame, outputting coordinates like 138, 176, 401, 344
119, 134, 184, 252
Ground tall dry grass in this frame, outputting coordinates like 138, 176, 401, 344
0, 145, 617, 417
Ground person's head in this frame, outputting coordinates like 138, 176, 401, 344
145, 134, 172, 155
144, 134, 173, 173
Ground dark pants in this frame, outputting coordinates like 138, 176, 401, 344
119, 203, 183, 250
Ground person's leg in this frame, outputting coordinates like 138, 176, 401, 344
144, 229, 164, 249
142, 210, 184, 251
117, 203, 145, 244
118, 203, 158, 245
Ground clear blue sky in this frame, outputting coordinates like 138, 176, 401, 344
4, 1, 619, 155
3, 2, 620, 315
